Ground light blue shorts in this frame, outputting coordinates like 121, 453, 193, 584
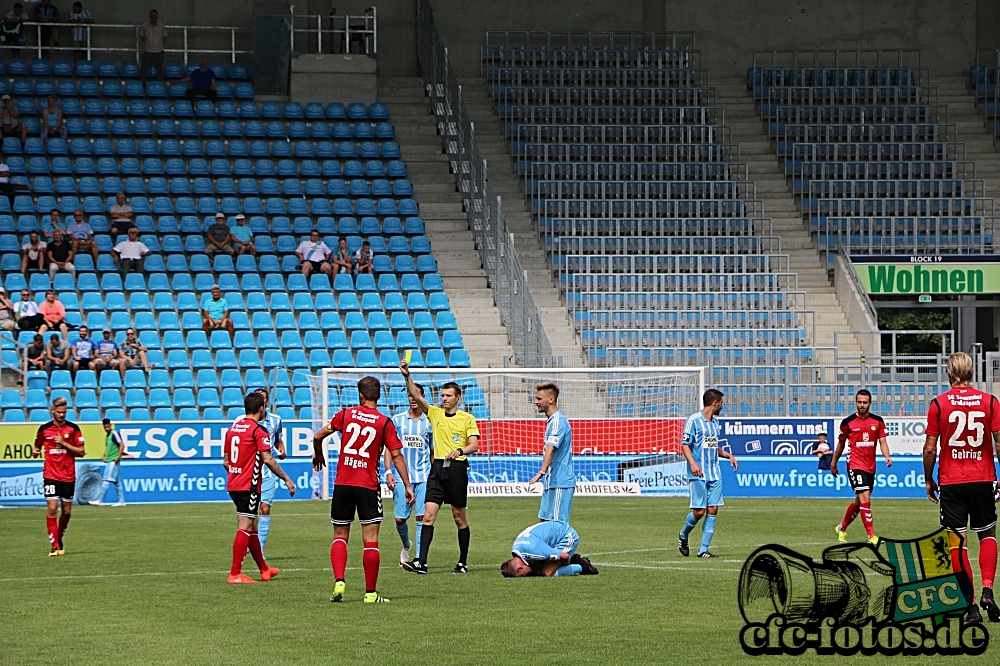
260, 471, 277, 506
102, 461, 121, 483
393, 481, 426, 520
539, 486, 575, 522
689, 479, 724, 509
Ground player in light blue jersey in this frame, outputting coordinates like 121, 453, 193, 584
500, 521, 599, 577
528, 382, 575, 522
384, 382, 432, 567
678, 389, 737, 559
252, 388, 284, 556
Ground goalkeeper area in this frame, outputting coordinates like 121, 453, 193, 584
1, 497, 976, 664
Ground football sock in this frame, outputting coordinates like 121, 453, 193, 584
554, 564, 582, 577
248, 531, 267, 571
363, 542, 379, 593
415, 523, 423, 559
396, 521, 411, 549
331, 537, 348, 580
46, 515, 58, 547
680, 512, 700, 539
699, 515, 716, 554
57, 513, 71, 541
980, 537, 997, 589
418, 525, 434, 565
457, 526, 470, 565
952, 544, 975, 603
840, 502, 859, 531
100, 479, 113, 503
231, 529, 250, 575
258, 515, 271, 554
858, 502, 874, 537
113, 480, 125, 503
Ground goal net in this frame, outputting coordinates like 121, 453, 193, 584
307, 367, 704, 499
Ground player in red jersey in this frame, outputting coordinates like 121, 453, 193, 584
224, 391, 296, 584
924, 352, 1000, 624
32, 396, 85, 556
831, 389, 892, 545
312, 375, 415, 603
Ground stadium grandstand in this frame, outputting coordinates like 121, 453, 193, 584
0, 0, 998, 423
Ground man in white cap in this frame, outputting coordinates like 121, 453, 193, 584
0, 93, 25, 144
230, 213, 255, 256
205, 212, 235, 258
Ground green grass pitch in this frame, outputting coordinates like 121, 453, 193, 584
2, 497, 998, 665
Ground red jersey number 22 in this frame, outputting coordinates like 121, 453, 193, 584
343, 422, 376, 458
948, 411, 985, 448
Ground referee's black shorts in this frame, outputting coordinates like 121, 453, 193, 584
426, 459, 469, 509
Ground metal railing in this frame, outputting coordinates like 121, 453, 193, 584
0, 332, 26, 388
288, 9, 376, 57
485, 31, 696, 49
416, 0, 554, 368
752, 49, 922, 71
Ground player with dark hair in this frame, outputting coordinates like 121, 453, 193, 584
500, 522, 599, 578
312, 376, 415, 603
225, 392, 296, 584
924, 351, 1000, 623
832, 389, 892, 545
529, 382, 575, 522
385, 382, 432, 567
248, 387, 284, 557
678, 388, 737, 559
399, 360, 481, 575
32, 396, 85, 556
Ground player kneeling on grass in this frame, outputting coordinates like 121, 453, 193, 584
500, 522, 598, 577
225, 391, 296, 585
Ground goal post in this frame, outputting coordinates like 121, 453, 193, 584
307, 367, 705, 500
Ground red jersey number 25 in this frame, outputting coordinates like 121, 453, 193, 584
948, 410, 985, 448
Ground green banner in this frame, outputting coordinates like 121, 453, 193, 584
853, 262, 1000, 294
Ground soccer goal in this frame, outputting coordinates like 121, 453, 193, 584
307, 367, 705, 499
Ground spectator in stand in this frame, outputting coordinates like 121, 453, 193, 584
0, 160, 14, 207
41, 208, 65, 242
118, 327, 152, 377
37, 289, 69, 339
230, 213, 255, 256
91, 327, 120, 374
112, 226, 151, 274
70, 325, 96, 373
39, 96, 66, 142
331, 237, 353, 274
25, 333, 46, 372
67, 1, 92, 62
0, 93, 25, 144
174, 58, 217, 102
66, 209, 97, 263
0, 287, 15, 332
20, 231, 46, 273
201, 284, 235, 338
205, 212, 235, 257
296, 229, 333, 278
109, 192, 134, 242
1, 3, 28, 58
46, 332, 71, 372
14, 288, 43, 331
46, 229, 76, 281
33, 0, 59, 48
138, 9, 167, 83
354, 239, 373, 275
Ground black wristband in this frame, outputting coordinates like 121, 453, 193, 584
457, 448, 464, 456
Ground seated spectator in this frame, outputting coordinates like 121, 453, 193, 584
25, 332, 46, 371
66, 208, 97, 263
112, 226, 151, 274
91, 327, 120, 373
296, 229, 333, 278
0, 286, 14, 332
46, 229, 76, 280
37, 289, 69, 339
70, 325, 96, 373
20, 231, 46, 273
354, 239, 374, 275
205, 212, 235, 257
118, 327, 152, 377
230, 213, 255, 255
174, 58, 217, 102
201, 284, 234, 337
109, 192, 135, 241
46, 332, 71, 372
0, 160, 15, 207
0, 93, 26, 144
331, 237, 353, 274
14, 288, 43, 331
1, 3, 28, 59
39, 96, 66, 142
41, 208, 65, 241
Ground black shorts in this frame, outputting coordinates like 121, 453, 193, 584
426, 459, 469, 509
330, 485, 383, 526
43, 478, 74, 502
229, 490, 261, 518
939, 482, 998, 533
306, 260, 326, 272
849, 469, 875, 493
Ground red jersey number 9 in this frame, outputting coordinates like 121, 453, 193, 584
948, 410, 985, 448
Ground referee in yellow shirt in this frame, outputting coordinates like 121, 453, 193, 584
399, 359, 480, 574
